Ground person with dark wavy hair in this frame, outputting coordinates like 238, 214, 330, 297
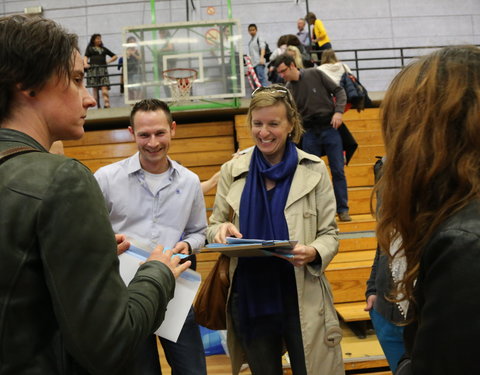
0, 14, 189, 374
84, 33, 117, 108
377, 45, 480, 374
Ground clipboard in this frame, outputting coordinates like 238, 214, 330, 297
201, 237, 297, 258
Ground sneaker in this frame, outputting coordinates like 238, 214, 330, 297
338, 211, 352, 222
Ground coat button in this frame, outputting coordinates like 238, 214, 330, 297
303, 212, 311, 218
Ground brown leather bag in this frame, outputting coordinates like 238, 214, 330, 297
194, 254, 230, 330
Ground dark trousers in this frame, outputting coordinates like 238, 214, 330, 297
302, 126, 349, 213
230, 292, 307, 375
133, 306, 206, 375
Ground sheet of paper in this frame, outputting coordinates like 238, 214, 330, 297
155, 268, 201, 342
118, 245, 201, 342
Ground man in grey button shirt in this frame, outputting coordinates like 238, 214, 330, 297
296, 18, 310, 47
95, 99, 207, 375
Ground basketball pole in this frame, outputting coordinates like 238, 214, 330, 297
225, 0, 241, 108
150, 0, 161, 97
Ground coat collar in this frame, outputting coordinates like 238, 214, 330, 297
0, 128, 47, 152
230, 146, 323, 209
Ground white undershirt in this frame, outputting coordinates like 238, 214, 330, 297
143, 168, 171, 195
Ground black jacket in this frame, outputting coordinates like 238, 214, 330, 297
0, 129, 175, 374
366, 247, 404, 324
404, 200, 480, 374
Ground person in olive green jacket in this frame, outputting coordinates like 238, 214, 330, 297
0, 15, 190, 375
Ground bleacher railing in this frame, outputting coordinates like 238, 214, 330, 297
313, 44, 480, 81
85, 63, 122, 89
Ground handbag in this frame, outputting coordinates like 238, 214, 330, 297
340, 64, 366, 111
194, 254, 230, 330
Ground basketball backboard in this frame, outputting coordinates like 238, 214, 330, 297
122, 19, 245, 106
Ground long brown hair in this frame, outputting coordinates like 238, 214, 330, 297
376, 45, 480, 310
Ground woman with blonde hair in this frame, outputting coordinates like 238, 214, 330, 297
207, 84, 344, 375
377, 45, 480, 374
286, 45, 304, 69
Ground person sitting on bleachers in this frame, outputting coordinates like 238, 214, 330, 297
317, 49, 352, 85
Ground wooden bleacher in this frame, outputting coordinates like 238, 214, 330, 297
328, 109, 381, 329
65, 108, 389, 374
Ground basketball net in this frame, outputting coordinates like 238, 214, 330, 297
163, 69, 197, 103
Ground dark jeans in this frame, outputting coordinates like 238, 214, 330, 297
230, 292, 307, 375
134, 306, 206, 375
302, 127, 349, 213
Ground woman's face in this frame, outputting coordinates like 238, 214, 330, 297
94, 36, 102, 46
250, 102, 293, 165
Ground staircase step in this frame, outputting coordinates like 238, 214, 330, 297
347, 187, 376, 215
338, 214, 376, 232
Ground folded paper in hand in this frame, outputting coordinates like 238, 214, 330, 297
118, 245, 201, 342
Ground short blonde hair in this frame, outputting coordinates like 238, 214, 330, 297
247, 84, 304, 143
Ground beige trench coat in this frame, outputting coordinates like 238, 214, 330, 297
207, 148, 345, 375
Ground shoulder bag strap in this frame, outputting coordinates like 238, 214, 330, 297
0, 146, 39, 165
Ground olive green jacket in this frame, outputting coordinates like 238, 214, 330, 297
207, 147, 345, 375
0, 129, 175, 374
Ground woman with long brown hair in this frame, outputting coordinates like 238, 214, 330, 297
377, 45, 480, 374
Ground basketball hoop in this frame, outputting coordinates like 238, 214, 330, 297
162, 68, 197, 103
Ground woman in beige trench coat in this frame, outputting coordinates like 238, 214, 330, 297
207, 85, 344, 375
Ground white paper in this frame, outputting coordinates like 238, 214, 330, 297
155, 268, 201, 342
118, 246, 201, 342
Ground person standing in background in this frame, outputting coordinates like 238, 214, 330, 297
124, 36, 143, 100
248, 24, 269, 87
296, 18, 310, 48
84, 33, 117, 108
275, 54, 352, 222
305, 12, 332, 61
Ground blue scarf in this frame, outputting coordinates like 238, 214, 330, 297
234, 141, 299, 338
239, 141, 298, 240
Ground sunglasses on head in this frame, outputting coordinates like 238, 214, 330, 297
251, 86, 290, 98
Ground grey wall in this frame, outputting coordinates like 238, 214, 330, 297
2, 0, 479, 105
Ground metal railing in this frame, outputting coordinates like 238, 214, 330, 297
84, 63, 122, 89
312, 44, 480, 81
